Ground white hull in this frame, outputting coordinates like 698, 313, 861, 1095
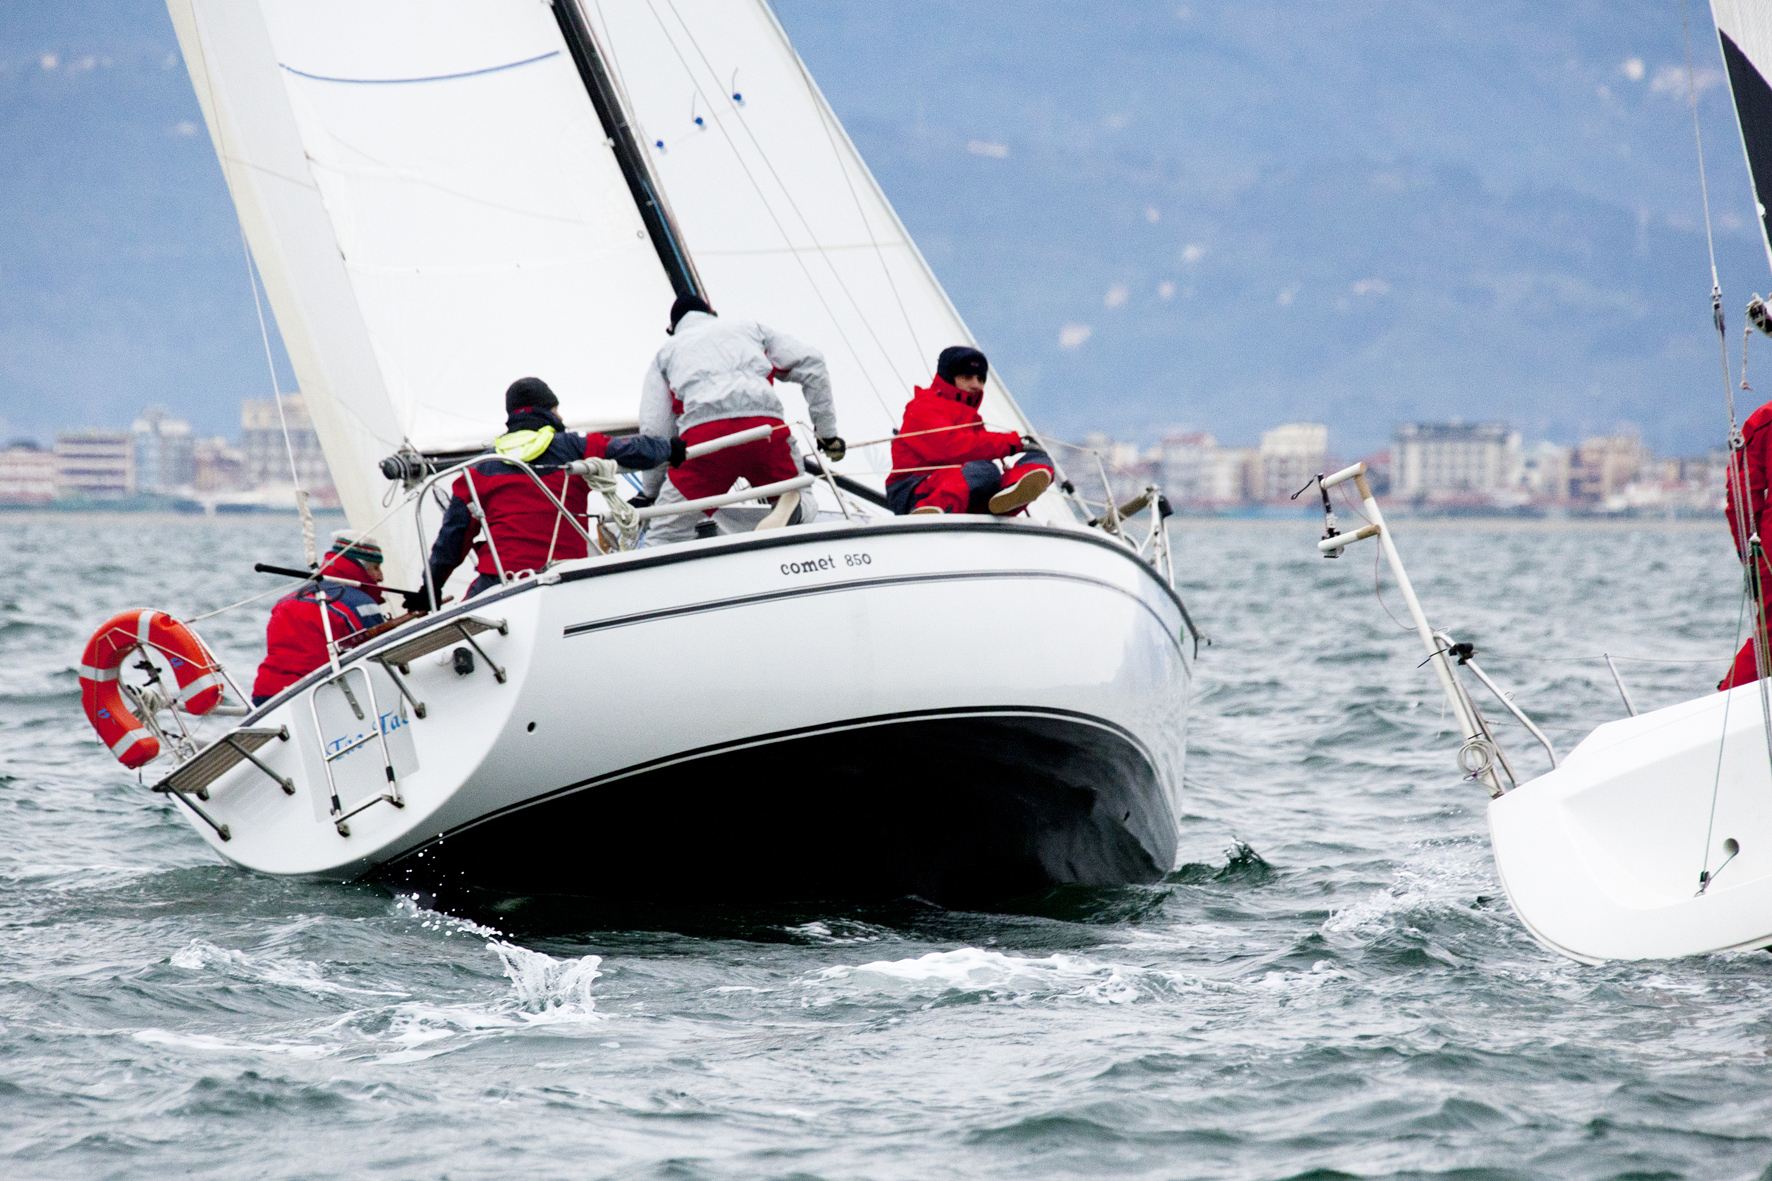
158, 518, 1193, 907
1490, 683, 1772, 963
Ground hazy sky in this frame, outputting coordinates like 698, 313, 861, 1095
1, 2, 1767, 455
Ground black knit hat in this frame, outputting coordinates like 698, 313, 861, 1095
669, 293, 714, 333
505, 376, 558, 413
936, 345, 988, 383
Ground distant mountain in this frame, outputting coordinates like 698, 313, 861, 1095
0, 0, 1765, 455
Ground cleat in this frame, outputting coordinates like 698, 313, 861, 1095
988, 468, 1051, 515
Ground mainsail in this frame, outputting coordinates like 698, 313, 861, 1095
168, 0, 1058, 581
1715, 0, 1772, 276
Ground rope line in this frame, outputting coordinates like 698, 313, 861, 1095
240, 236, 318, 567
658, 0, 916, 396
186, 582, 289, 623
1702, 585, 1750, 883
845, 420, 1023, 449
763, 0, 929, 367
633, 0, 900, 423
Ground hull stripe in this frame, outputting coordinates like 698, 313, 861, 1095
564, 568, 1186, 656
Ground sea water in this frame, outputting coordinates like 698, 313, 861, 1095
3, 514, 1770, 1180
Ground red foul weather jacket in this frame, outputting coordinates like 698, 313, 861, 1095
1727, 401, 1772, 568
887, 376, 1023, 490
251, 555, 387, 701
428, 409, 674, 588
1720, 402, 1772, 689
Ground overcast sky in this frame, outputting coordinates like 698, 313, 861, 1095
1, 2, 1766, 455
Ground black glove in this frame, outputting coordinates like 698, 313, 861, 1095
628, 493, 656, 509
401, 582, 433, 614
1020, 434, 1042, 453
669, 437, 687, 467
818, 436, 847, 462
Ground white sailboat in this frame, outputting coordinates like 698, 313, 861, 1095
94, 0, 1195, 908
1298, 0, 1772, 963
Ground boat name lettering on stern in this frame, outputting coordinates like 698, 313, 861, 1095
324, 711, 407, 755
780, 552, 871, 577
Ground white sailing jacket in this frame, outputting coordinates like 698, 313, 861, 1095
637, 311, 837, 497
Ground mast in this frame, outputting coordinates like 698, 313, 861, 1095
551, 0, 704, 300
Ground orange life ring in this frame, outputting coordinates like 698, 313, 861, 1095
79, 610, 223, 769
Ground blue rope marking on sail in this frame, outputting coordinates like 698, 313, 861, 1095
279, 51, 560, 86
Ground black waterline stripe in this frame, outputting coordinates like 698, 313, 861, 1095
381, 705, 1156, 862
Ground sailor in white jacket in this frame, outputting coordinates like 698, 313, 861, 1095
637, 295, 844, 545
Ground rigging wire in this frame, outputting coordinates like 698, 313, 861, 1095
758, 0, 930, 368
1679, 0, 1772, 871
639, 0, 904, 421
239, 233, 317, 569
1702, 587, 1750, 884
187, 581, 290, 624
186, 1, 317, 568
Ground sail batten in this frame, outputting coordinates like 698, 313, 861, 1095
278, 50, 562, 86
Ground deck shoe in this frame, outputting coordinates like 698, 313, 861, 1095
756, 490, 802, 530
988, 468, 1051, 515
910, 504, 944, 515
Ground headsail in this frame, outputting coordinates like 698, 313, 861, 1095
1714, 0, 1772, 276
167, 0, 679, 579
582, 0, 1052, 504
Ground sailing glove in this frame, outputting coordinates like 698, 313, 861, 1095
1020, 435, 1042, 454
669, 437, 687, 467
402, 583, 433, 615
818, 436, 847, 462
628, 494, 656, 509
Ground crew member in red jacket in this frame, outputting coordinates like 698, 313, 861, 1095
886, 347, 1053, 516
251, 531, 389, 705
424, 377, 682, 600
1721, 401, 1772, 689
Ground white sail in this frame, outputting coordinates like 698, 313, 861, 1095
583, 0, 1059, 511
167, 0, 678, 579
1714, 0, 1772, 277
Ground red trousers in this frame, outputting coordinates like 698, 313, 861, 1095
670, 417, 797, 511
914, 456, 1054, 515
1722, 622, 1772, 690
1720, 554, 1772, 690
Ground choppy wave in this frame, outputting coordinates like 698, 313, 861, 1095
5, 518, 1770, 1178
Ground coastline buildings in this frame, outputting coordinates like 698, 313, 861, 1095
1158, 432, 1255, 507
1571, 433, 1652, 503
1061, 418, 1725, 516
0, 442, 56, 504
0, 393, 1735, 516
53, 431, 134, 499
0, 393, 339, 507
1258, 423, 1329, 502
242, 393, 330, 493
132, 407, 195, 493
1392, 422, 1521, 499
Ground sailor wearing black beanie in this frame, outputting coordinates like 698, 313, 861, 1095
886, 345, 1053, 517
936, 346, 989, 385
